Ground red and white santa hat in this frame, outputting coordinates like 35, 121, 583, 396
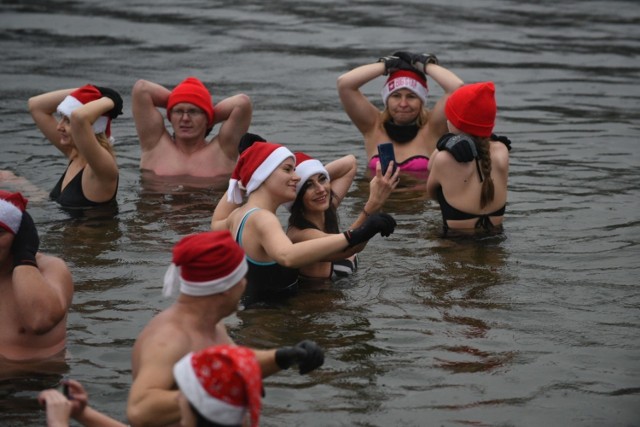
380, 69, 429, 106
166, 76, 215, 128
283, 152, 330, 212
56, 84, 112, 137
174, 345, 262, 427
162, 231, 248, 297
0, 190, 27, 235
226, 141, 295, 204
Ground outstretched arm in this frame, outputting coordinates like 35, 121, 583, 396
213, 94, 253, 161
28, 89, 75, 157
131, 79, 171, 152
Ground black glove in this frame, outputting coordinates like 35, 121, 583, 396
377, 55, 414, 76
436, 133, 478, 163
275, 340, 325, 375
491, 133, 512, 151
393, 51, 439, 71
11, 211, 39, 268
343, 212, 397, 247
94, 85, 123, 119
239, 132, 267, 154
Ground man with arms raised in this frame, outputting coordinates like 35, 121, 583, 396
126, 230, 324, 427
132, 76, 252, 180
0, 191, 73, 365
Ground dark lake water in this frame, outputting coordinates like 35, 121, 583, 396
1, 0, 639, 425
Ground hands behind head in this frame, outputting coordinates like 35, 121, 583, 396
275, 340, 325, 375
377, 55, 414, 76
11, 211, 39, 268
94, 85, 124, 119
392, 51, 439, 73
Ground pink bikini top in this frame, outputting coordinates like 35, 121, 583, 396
368, 155, 429, 172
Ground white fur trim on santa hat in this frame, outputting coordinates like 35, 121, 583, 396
57, 95, 109, 135
0, 199, 23, 234
174, 353, 247, 426
380, 75, 429, 106
227, 146, 294, 204
283, 159, 329, 212
162, 258, 248, 298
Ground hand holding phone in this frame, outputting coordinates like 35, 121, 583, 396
377, 142, 397, 175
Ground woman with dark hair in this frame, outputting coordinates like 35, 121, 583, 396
286, 152, 398, 280
426, 82, 510, 235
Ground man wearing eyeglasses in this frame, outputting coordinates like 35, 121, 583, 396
132, 76, 252, 183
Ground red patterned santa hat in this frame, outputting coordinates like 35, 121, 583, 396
162, 231, 248, 297
167, 77, 215, 128
0, 190, 27, 235
226, 141, 295, 204
380, 69, 429, 106
57, 85, 112, 137
445, 81, 496, 137
174, 345, 262, 427
283, 152, 330, 212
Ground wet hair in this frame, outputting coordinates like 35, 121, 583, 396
189, 402, 241, 427
288, 180, 340, 234
476, 136, 494, 208
380, 106, 429, 129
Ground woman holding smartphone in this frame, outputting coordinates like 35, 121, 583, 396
286, 152, 398, 280
337, 51, 463, 177
211, 141, 396, 305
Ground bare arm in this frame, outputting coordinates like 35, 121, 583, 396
255, 211, 349, 268
424, 63, 464, 149
12, 255, 73, 334
131, 79, 171, 152
213, 94, 253, 161
126, 333, 187, 427
426, 150, 446, 200
210, 191, 241, 230
28, 89, 75, 157
70, 98, 119, 181
325, 154, 357, 208
337, 62, 386, 136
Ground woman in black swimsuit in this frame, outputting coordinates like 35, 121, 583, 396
28, 85, 122, 208
426, 82, 510, 235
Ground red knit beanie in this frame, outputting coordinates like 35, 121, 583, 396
445, 82, 496, 137
167, 77, 215, 128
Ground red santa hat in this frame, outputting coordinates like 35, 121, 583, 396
56, 85, 112, 137
162, 231, 248, 297
380, 70, 429, 106
226, 141, 295, 204
167, 77, 215, 128
0, 190, 27, 235
174, 345, 262, 427
283, 152, 330, 212
445, 81, 497, 137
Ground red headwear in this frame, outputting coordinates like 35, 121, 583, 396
162, 231, 247, 297
445, 82, 497, 137
0, 191, 27, 235
283, 152, 330, 212
57, 84, 112, 137
380, 69, 429, 106
167, 77, 215, 128
173, 345, 262, 427
226, 141, 295, 204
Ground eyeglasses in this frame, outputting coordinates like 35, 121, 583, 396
170, 108, 205, 119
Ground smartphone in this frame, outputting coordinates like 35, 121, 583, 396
57, 381, 70, 399
377, 142, 396, 175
